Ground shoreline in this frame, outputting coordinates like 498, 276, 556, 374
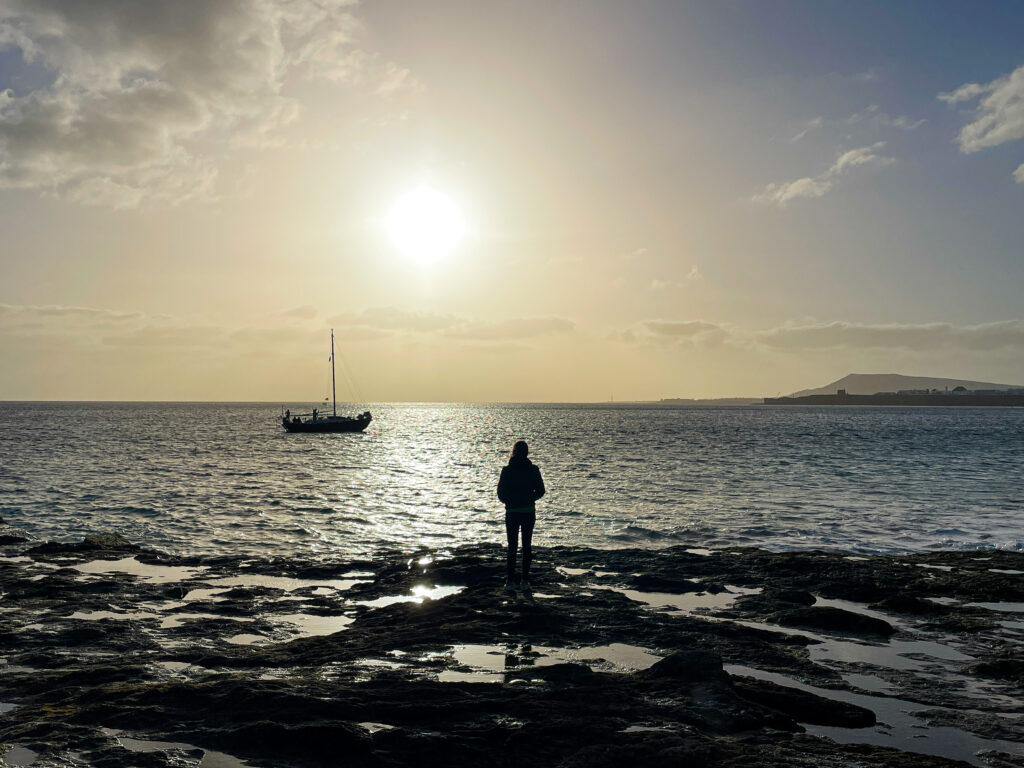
1, 520, 1022, 767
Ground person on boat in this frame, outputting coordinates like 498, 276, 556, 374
497, 440, 545, 592
312, 408, 318, 421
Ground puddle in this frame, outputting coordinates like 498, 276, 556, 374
685, 548, 713, 556
274, 613, 354, 637
161, 613, 251, 630
916, 564, 955, 572
622, 725, 676, 733
809, 637, 974, 672
224, 634, 269, 646
74, 557, 206, 584
69, 609, 161, 623
356, 585, 463, 608
359, 722, 396, 733
604, 584, 762, 614
0, 701, 18, 713
989, 569, 1024, 575
726, 665, 1024, 766
441, 642, 663, 682
556, 567, 590, 577
965, 602, 1024, 613
183, 588, 230, 602
66, 608, 249, 631
102, 728, 253, 767
812, 596, 909, 631
841, 673, 894, 693
203, 574, 371, 592
1, 745, 38, 766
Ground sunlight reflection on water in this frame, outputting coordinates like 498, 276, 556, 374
2, 402, 1023, 557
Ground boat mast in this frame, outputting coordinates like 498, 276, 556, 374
330, 328, 337, 417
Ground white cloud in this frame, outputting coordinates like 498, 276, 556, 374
0, 0, 409, 207
754, 141, 892, 207
1015, 163, 1024, 184
790, 117, 823, 143
848, 104, 925, 132
940, 64, 1024, 154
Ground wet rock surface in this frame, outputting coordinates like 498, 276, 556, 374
0, 533, 1021, 767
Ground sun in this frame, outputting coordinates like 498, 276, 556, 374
385, 186, 466, 266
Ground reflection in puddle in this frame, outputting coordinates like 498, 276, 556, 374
965, 601, 1024, 613
811, 596, 909, 631
204, 574, 370, 592
274, 613, 354, 637
359, 722, 396, 733
69, 609, 161, 623
440, 642, 663, 683
725, 665, 1024, 766
841, 673, 894, 693
1, 745, 38, 767
555, 567, 590, 577
224, 633, 268, 646
161, 613, 251, 630
809, 637, 973, 672
74, 557, 206, 584
604, 584, 762, 614
102, 728, 253, 767
356, 585, 463, 608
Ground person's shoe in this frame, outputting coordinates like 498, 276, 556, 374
504, 580, 517, 593
519, 580, 531, 591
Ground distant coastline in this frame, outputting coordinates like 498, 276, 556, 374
764, 392, 1024, 407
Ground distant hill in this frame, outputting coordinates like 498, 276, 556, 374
790, 373, 1023, 398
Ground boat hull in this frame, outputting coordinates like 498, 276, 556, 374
282, 416, 371, 433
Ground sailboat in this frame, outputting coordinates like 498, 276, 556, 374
281, 329, 372, 433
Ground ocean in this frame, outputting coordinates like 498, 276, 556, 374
1, 402, 1022, 558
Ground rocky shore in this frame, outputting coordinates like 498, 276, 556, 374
0, 517, 1022, 767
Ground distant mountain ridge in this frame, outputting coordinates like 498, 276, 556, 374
790, 373, 1023, 398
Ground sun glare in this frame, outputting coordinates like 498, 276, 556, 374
386, 186, 466, 265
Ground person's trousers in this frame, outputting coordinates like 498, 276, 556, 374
505, 508, 536, 582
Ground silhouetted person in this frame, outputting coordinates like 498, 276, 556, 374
497, 440, 545, 592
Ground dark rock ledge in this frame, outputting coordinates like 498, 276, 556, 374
0, 532, 1022, 767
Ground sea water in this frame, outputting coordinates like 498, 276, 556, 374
1, 402, 1021, 558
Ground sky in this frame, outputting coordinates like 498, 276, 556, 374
1, 0, 1023, 401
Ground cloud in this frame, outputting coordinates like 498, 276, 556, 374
328, 307, 574, 341
282, 305, 319, 320
1015, 163, 1024, 184
753, 141, 892, 207
847, 104, 925, 132
790, 117, 823, 143
329, 306, 463, 333
650, 264, 702, 291
0, 0, 405, 206
446, 317, 574, 341
940, 64, 1024, 155
644, 320, 721, 338
756, 320, 1024, 351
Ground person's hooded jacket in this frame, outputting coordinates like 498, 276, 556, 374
497, 455, 545, 511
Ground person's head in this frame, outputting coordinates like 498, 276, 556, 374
511, 440, 529, 460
